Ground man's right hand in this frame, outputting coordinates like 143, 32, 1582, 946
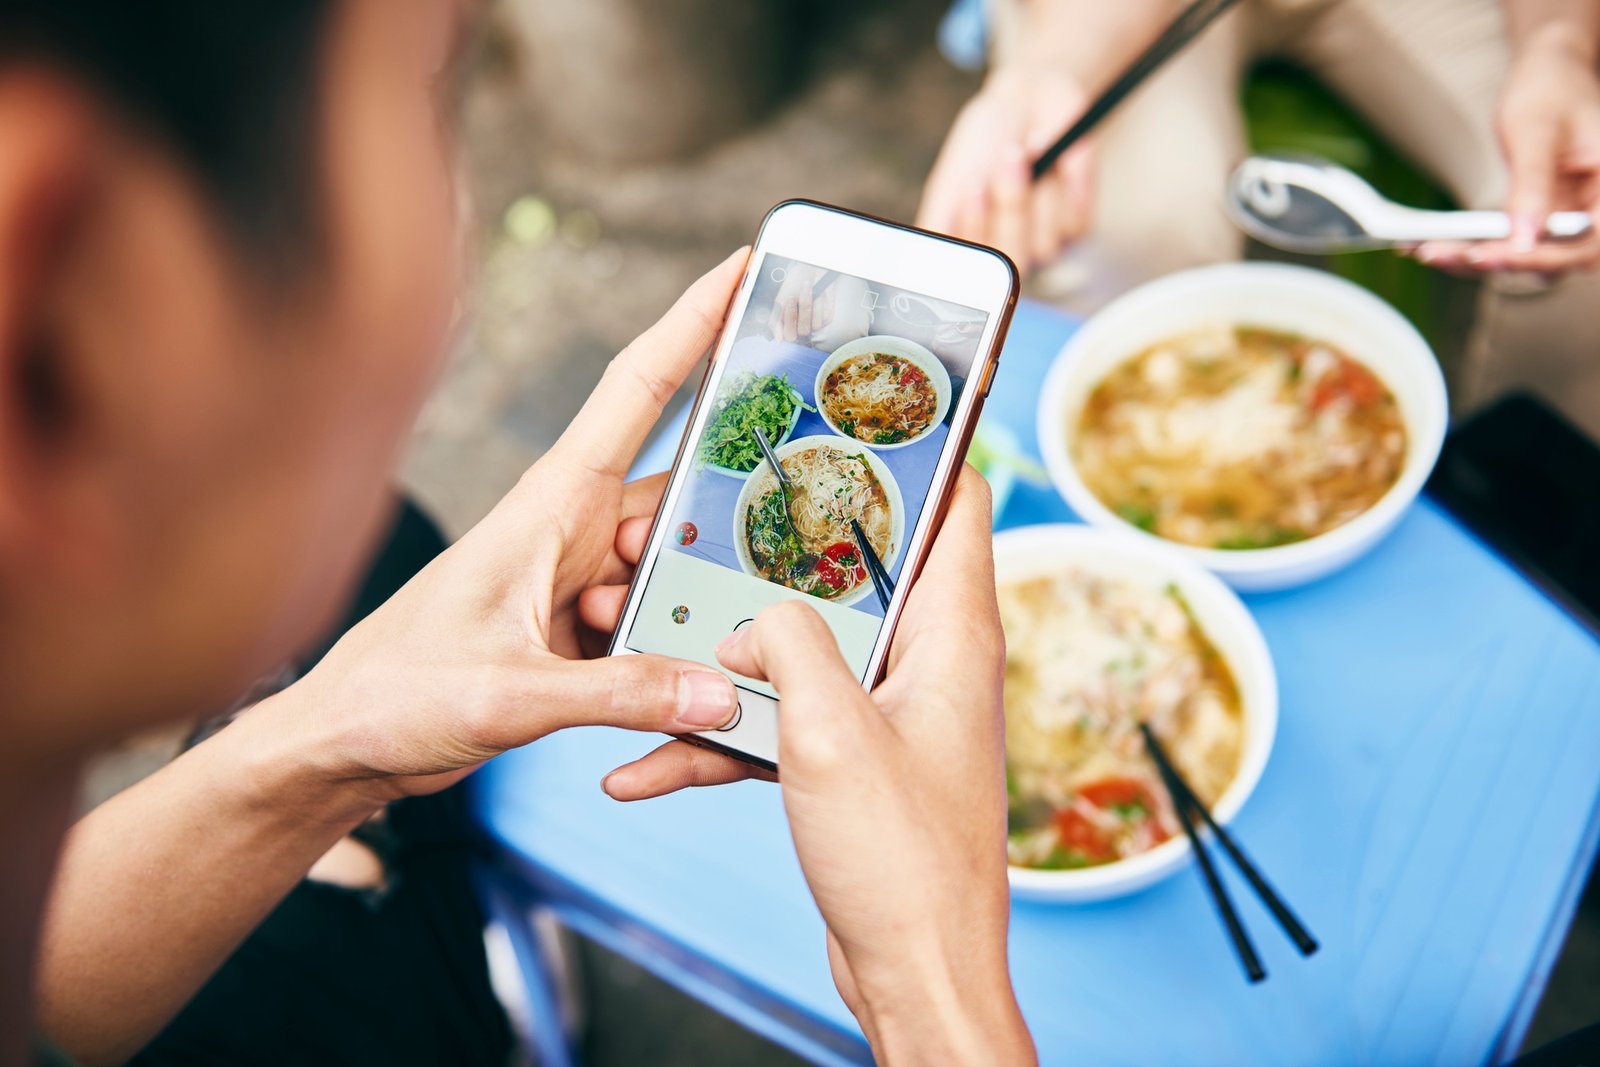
601, 470, 1037, 1066
917, 66, 1096, 274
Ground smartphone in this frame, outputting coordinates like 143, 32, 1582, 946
1426, 391, 1600, 636
607, 200, 1019, 770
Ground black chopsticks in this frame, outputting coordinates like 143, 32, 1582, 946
849, 517, 894, 612
1030, 0, 1245, 181
1139, 722, 1317, 983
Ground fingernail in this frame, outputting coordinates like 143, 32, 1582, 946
1466, 245, 1490, 266
1513, 215, 1540, 253
714, 629, 746, 655
677, 670, 736, 727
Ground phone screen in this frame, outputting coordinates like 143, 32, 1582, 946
622, 253, 992, 696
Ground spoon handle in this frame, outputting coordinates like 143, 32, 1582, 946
1383, 209, 1592, 243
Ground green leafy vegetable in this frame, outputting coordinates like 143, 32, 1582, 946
1214, 528, 1307, 551
697, 374, 809, 472
1115, 502, 1159, 532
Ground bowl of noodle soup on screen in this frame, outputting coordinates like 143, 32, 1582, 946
732, 435, 905, 607
815, 335, 952, 450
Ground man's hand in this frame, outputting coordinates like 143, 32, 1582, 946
918, 67, 1096, 274
41, 250, 763, 1066
263, 248, 752, 808
597, 471, 1037, 1065
1417, 20, 1600, 274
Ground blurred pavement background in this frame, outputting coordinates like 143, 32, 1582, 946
403, 0, 977, 536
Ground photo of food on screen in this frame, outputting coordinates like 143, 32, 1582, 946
659, 254, 990, 620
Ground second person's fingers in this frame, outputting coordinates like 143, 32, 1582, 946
1061, 141, 1097, 242
1502, 118, 1561, 252
989, 144, 1032, 272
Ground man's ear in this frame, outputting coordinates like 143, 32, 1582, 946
0, 71, 99, 574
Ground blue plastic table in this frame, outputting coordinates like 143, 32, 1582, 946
473, 300, 1600, 1067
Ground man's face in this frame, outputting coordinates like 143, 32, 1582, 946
0, 0, 473, 748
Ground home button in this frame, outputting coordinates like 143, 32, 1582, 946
715, 699, 744, 732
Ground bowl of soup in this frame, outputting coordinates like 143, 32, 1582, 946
816, 335, 952, 449
996, 524, 1277, 902
1038, 263, 1448, 590
732, 435, 905, 606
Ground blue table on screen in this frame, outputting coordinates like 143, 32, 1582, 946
472, 300, 1600, 1067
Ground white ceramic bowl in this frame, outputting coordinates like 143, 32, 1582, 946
996, 524, 1278, 903
1037, 263, 1449, 591
815, 335, 952, 450
731, 434, 906, 607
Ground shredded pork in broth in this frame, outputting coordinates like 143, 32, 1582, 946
1074, 326, 1406, 549
1002, 569, 1243, 870
744, 444, 892, 599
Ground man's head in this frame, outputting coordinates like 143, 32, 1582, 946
0, 0, 472, 754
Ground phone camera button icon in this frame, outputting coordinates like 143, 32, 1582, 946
715, 699, 744, 733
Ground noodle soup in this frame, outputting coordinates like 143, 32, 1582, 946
1074, 326, 1406, 550
1002, 568, 1243, 871
820, 352, 939, 446
741, 441, 895, 600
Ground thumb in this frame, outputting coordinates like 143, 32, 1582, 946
715, 600, 876, 762
1505, 116, 1560, 252
495, 654, 739, 745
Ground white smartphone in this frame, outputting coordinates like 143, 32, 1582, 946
607, 200, 1018, 770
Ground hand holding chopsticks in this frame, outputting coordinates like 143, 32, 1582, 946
920, 0, 1243, 271
1029, 0, 1245, 181
1140, 722, 1318, 983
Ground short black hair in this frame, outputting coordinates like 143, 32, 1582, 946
0, 2, 336, 275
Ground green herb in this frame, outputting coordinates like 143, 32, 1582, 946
1038, 846, 1094, 870
965, 427, 1049, 484
1214, 528, 1307, 551
697, 374, 810, 472
1111, 800, 1148, 820
1116, 502, 1159, 532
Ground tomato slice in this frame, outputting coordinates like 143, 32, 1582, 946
1078, 777, 1172, 848
1054, 809, 1115, 862
1311, 357, 1385, 412
820, 542, 867, 587
1078, 777, 1149, 810
900, 366, 926, 386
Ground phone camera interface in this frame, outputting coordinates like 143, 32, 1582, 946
626, 254, 991, 695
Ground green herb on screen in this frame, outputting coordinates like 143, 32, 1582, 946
697, 373, 809, 472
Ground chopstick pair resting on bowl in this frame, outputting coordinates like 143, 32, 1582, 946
1140, 724, 1318, 982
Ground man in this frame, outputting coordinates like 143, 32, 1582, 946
920, 0, 1600, 437
0, 2, 1033, 1065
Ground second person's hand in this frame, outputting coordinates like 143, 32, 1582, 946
1416, 22, 1600, 275
917, 65, 1096, 274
